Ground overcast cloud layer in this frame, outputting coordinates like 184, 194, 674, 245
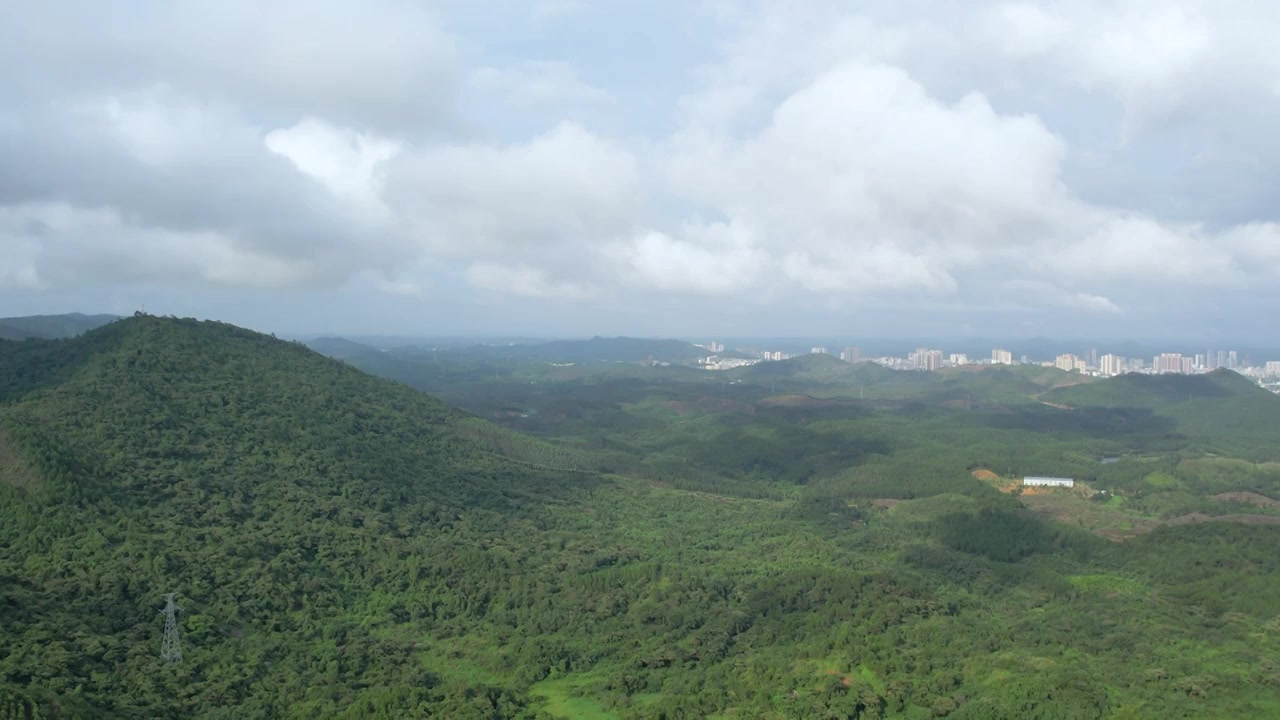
2, 0, 1279, 339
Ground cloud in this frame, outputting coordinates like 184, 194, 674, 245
666, 62, 1068, 294
465, 262, 597, 299
0, 89, 408, 288
265, 118, 400, 219
611, 223, 767, 295
1040, 215, 1239, 284
469, 61, 611, 110
385, 122, 641, 259
0, 202, 318, 288
1002, 280, 1120, 314
4, 0, 1280, 336
0, 1, 459, 133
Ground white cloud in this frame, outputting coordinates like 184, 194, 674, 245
611, 223, 767, 295
666, 62, 1069, 294
1002, 280, 1120, 314
530, 0, 591, 21
386, 122, 640, 259
1042, 215, 1239, 284
469, 61, 611, 110
5, 0, 1280, 333
0, 1, 459, 133
465, 262, 597, 299
0, 203, 317, 288
265, 118, 400, 219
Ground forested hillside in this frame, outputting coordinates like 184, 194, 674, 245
3, 317, 1280, 719
0, 315, 598, 718
1046, 370, 1280, 459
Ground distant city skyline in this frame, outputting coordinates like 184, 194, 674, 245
694, 337, 1280, 386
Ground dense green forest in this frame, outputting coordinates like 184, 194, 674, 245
3, 316, 1280, 718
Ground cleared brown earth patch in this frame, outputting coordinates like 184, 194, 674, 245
869, 499, 901, 509
1019, 493, 1161, 541
664, 398, 754, 415
757, 394, 852, 408
1211, 491, 1280, 508
971, 467, 1022, 493
0, 429, 36, 489
1167, 512, 1280, 526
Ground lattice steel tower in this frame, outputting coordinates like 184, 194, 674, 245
160, 593, 182, 663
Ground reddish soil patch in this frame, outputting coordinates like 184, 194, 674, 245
665, 398, 754, 415
1018, 486, 1065, 496
970, 468, 1000, 481
758, 394, 847, 408
1211, 491, 1280, 508
1168, 513, 1280, 526
823, 669, 854, 687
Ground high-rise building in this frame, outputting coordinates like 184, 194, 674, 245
1265, 361, 1280, 376
1055, 354, 1079, 372
811, 347, 829, 355
1100, 354, 1125, 376
1088, 349, 1098, 368
1228, 350, 1238, 369
1194, 353, 1205, 369
1156, 353, 1184, 374
1181, 356, 1194, 374
992, 348, 1013, 365
1216, 350, 1228, 369
949, 353, 969, 366
908, 348, 943, 370
840, 347, 861, 364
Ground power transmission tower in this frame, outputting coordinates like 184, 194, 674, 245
160, 592, 182, 663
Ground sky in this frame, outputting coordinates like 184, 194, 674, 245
2, 0, 1279, 340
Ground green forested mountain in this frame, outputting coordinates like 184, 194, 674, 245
3, 317, 1280, 719
0, 315, 598, 718
0, 313, 120, 340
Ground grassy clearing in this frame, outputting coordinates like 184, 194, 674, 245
530, 677, 619, 720
1067, 574, 1148, 596
1019, 492, 1161, 540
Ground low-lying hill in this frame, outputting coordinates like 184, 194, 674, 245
303, 335, 382, 360
1046, 369, 1280, 459
0, 312, 119, 340
734, 353, 901, 385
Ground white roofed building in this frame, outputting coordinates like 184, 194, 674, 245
1023, 477, 1074, 487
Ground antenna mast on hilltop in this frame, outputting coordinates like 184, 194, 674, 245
160, 592, 182, 663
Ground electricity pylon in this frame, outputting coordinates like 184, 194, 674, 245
160, 592, 182, 663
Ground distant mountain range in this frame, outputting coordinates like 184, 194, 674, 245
309, 334, 752, 365
0, 313, 120, 340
